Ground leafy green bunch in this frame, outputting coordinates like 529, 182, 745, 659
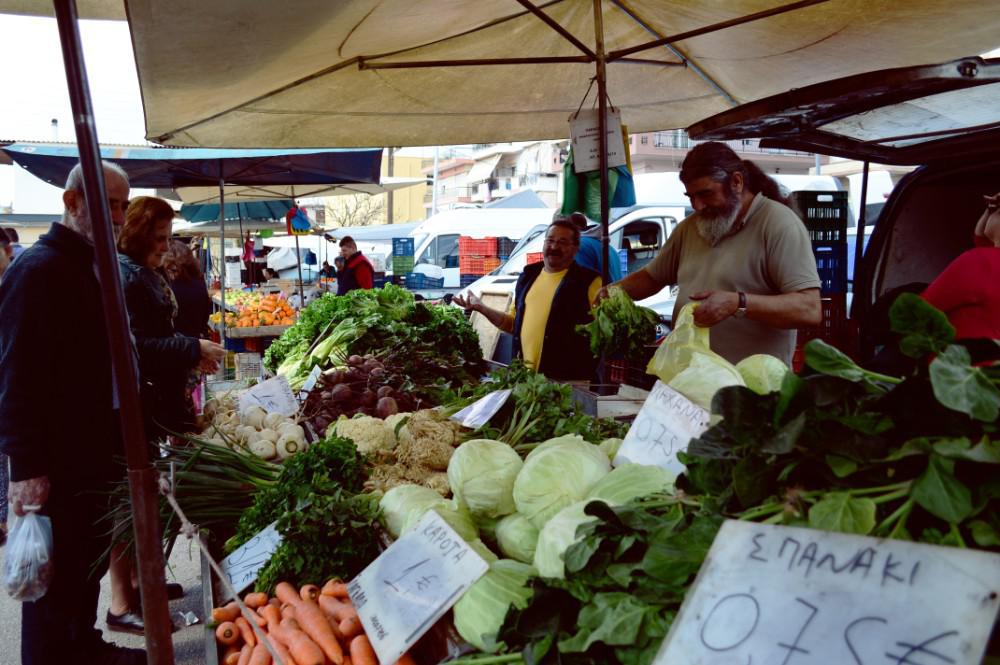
681, 294, 1000, 547
576, 286, 660, 362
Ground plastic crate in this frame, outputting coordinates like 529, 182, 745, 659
235, 352, 263, 380
444, 255, 460, 269
526, 252, 544, 265
484, 257, 501, 273
459, 255, 495, 275
460, 274, 480, 287
391, 255, 415, 274
223, 335, 247, 352
459, 236, 498, 257
815, 248, 848, 295
618, 248, 629, 275
404, 272, 445, 289
791, 190, 849, 237
497, 237, 517, 257
392, 237, 415, 256
793, 295, 853, 371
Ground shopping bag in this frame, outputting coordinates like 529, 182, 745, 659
3, 509, 54, 602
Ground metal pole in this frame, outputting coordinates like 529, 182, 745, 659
293, 187, 305, 306
387, 146, 395, 225
218, 166, 227, 350
52, 1, 174, 662
814, 153, 822, 175
432, 147, 440, 216
854, 160, 871, 315
594, 0, 610, 286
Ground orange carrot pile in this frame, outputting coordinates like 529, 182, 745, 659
212, 580, 416, 665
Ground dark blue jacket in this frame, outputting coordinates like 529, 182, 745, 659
0, 223, 119, 485
512, 261, 600, 381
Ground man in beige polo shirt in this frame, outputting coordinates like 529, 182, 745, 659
601, 142, 821, 366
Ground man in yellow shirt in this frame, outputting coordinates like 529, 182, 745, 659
455, 219, 602, 380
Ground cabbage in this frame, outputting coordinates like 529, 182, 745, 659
667, 351, 745, 411
523, 434, 591, 462
586, 463, 675, 506
598, 437, 623, 461
380, 484, 478, 542
448, 439, 523, 518
474, 514, 501, 546
533, 501, 600, 579
468, 538, 499, 564
736, 353, 789, 395
513, 440, 610, 528
495, 513, 540, 564
453, 560, 536, 653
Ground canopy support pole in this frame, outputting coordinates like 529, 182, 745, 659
594, 0, 610, 286
855, 160, 871, 356
52, 1, 174, 662
293, 187, 306, 307
219, 165, 227, 350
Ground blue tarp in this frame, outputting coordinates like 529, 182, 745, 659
0, 143, 382, 189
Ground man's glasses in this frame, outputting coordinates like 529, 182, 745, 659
544, 238, 576, 248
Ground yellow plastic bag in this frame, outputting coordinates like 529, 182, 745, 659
646, 303, 744, 410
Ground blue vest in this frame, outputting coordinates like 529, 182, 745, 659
512, 262, 600, 381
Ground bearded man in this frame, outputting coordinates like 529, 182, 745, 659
600, 142, 821, 365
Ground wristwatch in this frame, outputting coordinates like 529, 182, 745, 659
734, 291, 748, 319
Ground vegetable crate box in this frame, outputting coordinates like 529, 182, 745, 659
793, 294, 856, 371
569, 382, 650, 419
458, 236, 498, 256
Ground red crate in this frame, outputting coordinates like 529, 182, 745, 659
526, 252, 544, 265
459, 236, 498, 257
484, 257, 502, 272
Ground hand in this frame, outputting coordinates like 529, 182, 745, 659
593, 285, 612, 306
198, 357, 220, 374
452, 291, 482, 313
689, 290, 739, 327
9, 476, 50, 516
199, 339, 225, 364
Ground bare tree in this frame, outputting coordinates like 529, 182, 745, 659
326, 194, 386, 228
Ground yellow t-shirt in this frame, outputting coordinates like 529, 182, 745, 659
514, 270, 602, 370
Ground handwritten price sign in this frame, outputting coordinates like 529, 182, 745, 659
347, 511, 489, 664
219, 522, 282, 598
614, 380, 710, 475
654, 521, 1000, 665
238, 376, 298, 417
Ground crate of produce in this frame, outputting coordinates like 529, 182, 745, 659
392, 255, 415, 274
234, 352, 263, 380
460, 274, 480, 287
392, 237, 415, 256
459, 236, 498, 256
526, 251, 544, 265
404, 272, 445, 289
791, 190, 849, 237
497, 236, 517, 258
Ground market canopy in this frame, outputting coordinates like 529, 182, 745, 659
175, 176, 426, 205
0, 143, 383, 189
121, 0, 1000, 148
178, 199, 294, 223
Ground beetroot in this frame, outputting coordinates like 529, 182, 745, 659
376, 396, 399, 418
360, 389, 378, 408
376, 385, 394, 399
329, 384, 353, 403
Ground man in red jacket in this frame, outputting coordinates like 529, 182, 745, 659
337, 235, 375, 295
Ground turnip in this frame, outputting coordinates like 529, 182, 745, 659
249, 439, 277, 459
240, 405, 266, 429
276, 434, 302, 459
263, 412, 286, 430
257, 428, 280, 443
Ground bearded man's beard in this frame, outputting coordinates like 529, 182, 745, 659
695, 187, 742, 246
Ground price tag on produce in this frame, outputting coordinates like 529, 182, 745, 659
298, 365, 322, 401
238, 375, 298, 417
614, 380, 709, 475
450, 389, 512, 429
347, 511, 489, 664
654, 520, 1000, 665
219, 522, 282, 598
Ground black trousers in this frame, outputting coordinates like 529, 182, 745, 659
20, 481, 112, 665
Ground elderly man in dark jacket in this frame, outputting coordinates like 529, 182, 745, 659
0, 162, 147, 665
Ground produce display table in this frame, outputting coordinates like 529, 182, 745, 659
212, 322, 292, 339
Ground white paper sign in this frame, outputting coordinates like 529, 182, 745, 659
654, 520, 1000, 665
298, 365, 322, 400
449, 389, 512, 429
614, 380, 710, 475
347, 511, 489, 664
238, 375, 298, 417
219, 522, 282, 598
570, 107, 626, 173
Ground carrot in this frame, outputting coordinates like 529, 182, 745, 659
222, 646, 242, 665
339, 616, 364, 640
244, 592, 269, 609
318, 595, 356, 621
216, 621, 240, 646
395, 653, 417, 665
300, 584, 321, 602
213, 601, 241, 623
261, 634, 296, 665
276, 582, 345, 665
268, 598, 282, 609
235, 616, 256, 649
236, 643, 253, 665
349, 635, 378, 665
269, 621, 325, 665
247, 643, 272, 665
321, 579, 350, 599
259, 604, 300, 665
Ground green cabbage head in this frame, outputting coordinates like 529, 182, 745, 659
453, 559, 536, 653
586, 463, 675, 506
495, 512, 540, 564
380, 484, 478, 542
513, 438, 610, 528
736, 353, 790, 395
533, 501, 600, 579
448, 439, 523, 519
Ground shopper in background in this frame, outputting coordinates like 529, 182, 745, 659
454, 219, 602, 380
598, 141, 821, 365
3, 226, 24, 261
162, 238, 212, 339
0, 161, 147, 665
560, 211, 622, 282
110, 196, 225, 634
337, 235, 375, 294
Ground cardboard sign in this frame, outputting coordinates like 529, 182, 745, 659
570, 107, 626, 173
219, 522, 282, 598
614, 380, 710, 475
654, 520, 1000, 665
347, 511, 489, 664
238, 375, 298, 417
450, 389, 512, 429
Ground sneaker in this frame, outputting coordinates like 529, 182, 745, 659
89, 639, 147, 665
106, 609, 145, 635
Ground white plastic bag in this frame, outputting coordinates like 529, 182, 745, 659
3, 509, 54, 602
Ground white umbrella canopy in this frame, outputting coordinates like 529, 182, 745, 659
124, 0, 1000, 148
175, 176, 426, 205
